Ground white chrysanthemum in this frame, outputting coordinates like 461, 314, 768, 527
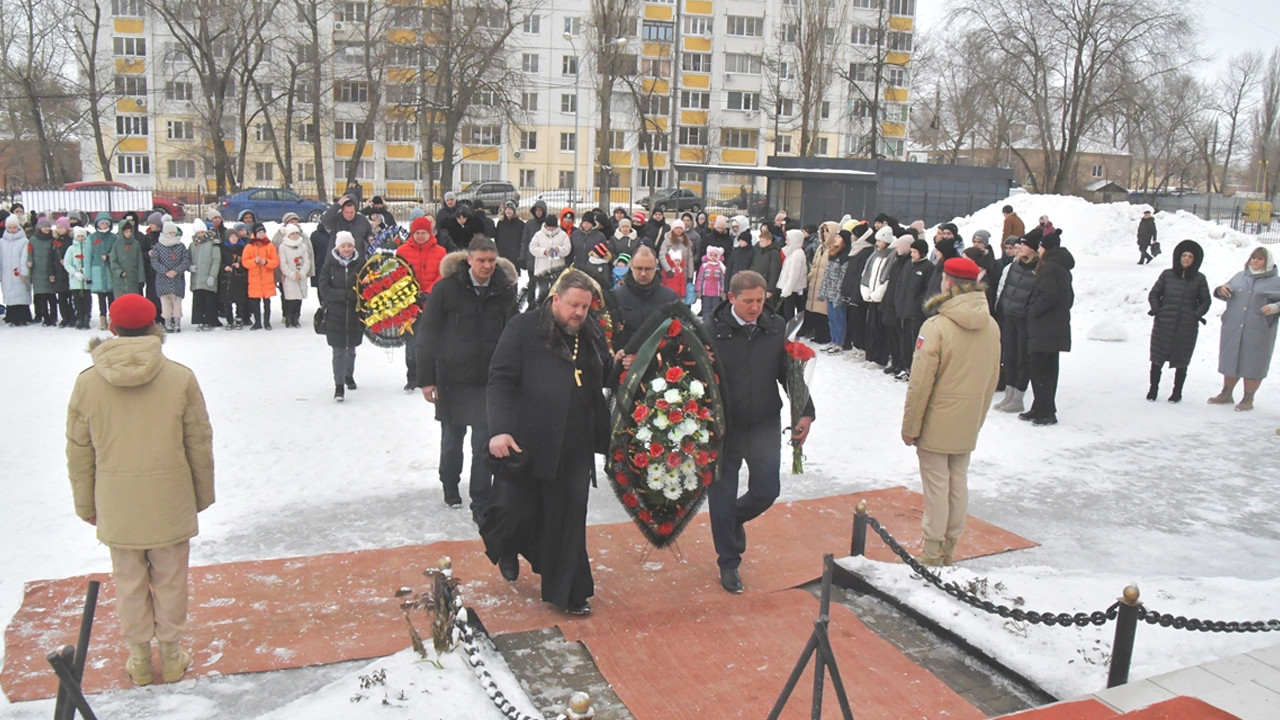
668, 429, 684, 444
650, 378, 667, 393
635, 426, 652, 442
689, 380, 705, 397
647, 477, 663, 491
664, 388, 682, 404
654, 415, 670, 429
663, 485, 682, 500
684, 476, 698, 491
695, 429, 710, 443
680, 418, 699, 436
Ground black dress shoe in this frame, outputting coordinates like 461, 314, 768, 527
733, 523, 746, 554
1032, 415, 1058, 427
443, 484, 463, 508
498, 554, 519, 582
720, 567, 743, 594
566, 601, 592, 616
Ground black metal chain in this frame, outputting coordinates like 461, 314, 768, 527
864, 517, 1280, 633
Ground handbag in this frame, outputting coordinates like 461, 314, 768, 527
1150, 241, 1161, 257
685, 281, 696, 304
313, 305, 326, 335
484, 444, 531, 482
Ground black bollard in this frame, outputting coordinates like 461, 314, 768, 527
851, 500, 868, 557
1107, 585, 1141, 688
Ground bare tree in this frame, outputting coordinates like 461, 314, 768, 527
779, 0, 847, 157
0, 0, 74, 184
1123, 71, 1200, 192
294, 0, 335, 201
1250, 49, 1280, 196
586, 0, 639, 207
1210, 52, 1262, 192
66, 0, 114, 181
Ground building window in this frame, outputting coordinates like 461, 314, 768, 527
724, 54, 762, 74
463, 125, 501, 145
387, 45, 418, 67
821, 101, 831, 119
117, 154, 150, 175
336, 82, 369, 103
336, 1, 367, 22
888, 0, 915, 15
521, 92, 538, 111
677, 171, 702, 183
522, 14, 540, 33
385, 160, 421, 181
851, 0, 873, 7
849, 63, 872, 83
642, 20, 674, 41
519, 169, 536, 187
726, 16, 764, 37
254, 162, 274, 181
776, 98, 794, 117
722, 129, 757, 149
335, 121, 359, 140
520, 130, 537, 150
677, 126, 704, 146
297, 83, 315, 105
111, 0, 143, 16
777, 62, 795, 80
560, 93, 578, 114
886, 67, 908, 88
774, 135, 793, 154
334, 160, 373, 179
476, 90, 497, 107
116, 115, 148, 136
1092, 164, 1104, 179
387, 122, 414, 143
563, 16, 581, 35
166, 159, 196, 179
887, 31, 913, 51
607, 130, 626, 150
639, 94, 671, 116
560, 132, 576, 151
638, 169, 666, 187
164, 82, 193, 101
681, 53, 712, 73
166, 120, 194, 140
562, 55, 578, 76
851, 26, 877, 45
852, 99, 873, 117
815, 137, 829, 155
298, 123, 317, 143
639, 131, 670, 152
641, 58, 671, 78
521, 53, 539, 73
254, 123, 274, 142
297, 162, 316, 181
385, 84, 417, 104
558, 170, 576, 189
680, 91, 711, 109
781, 24, 798, 43
727, 92, 760, 111
683, 16, 711, 36
112, 37, 146, 57
461, 163, 501, 183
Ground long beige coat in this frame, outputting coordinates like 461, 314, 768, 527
805, 221, 840, 315
66, 334, 216, 549
902, 288, 1001, 454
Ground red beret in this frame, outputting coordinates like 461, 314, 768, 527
943, 257, 983, 281
411, 216, 433, 235
109, 294, 156, 331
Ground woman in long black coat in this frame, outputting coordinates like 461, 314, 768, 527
318, 232, 366, 401
1147, 239, 1210, 402
1023, 229, 1073, 425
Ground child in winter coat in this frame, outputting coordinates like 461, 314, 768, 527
242, 223, 280, 330
188, 220, 222, 330
696, 246, 727, 324
0, 214, 31, 325
220, 224, 251, 328
612, 253, 631, 288
776, 229, 810, 320
658, 221, 694, 302
151, 222, 191, 332
87, 213, 118, 329
277, 223, 313, 328
63, 226, 93, 329
29, 217, 63, 326
108, 222, 147, 299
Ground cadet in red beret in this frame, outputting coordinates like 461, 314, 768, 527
108, 293, 158, 333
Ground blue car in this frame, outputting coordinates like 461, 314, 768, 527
219, 187, 328, 223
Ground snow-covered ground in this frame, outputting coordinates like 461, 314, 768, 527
1, 196, 1278, 717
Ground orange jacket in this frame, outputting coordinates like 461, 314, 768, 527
242, 239, 280, 298
397, 236, 446, 294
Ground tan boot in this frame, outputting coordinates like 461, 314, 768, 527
98, 315, 108, 331
1236, 392, 1255, 411
126, 642, 153, 686
159, 641, 192, 683
941, 538, 959, 567
918, 540, 945, 567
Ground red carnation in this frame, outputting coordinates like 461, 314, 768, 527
649, 442, 664, 457
632, 453, 650, 468
665, 366, 684, 383
697, 407, 711, 421
657, 522, 674, 536
613, 448, 626, 463
665, 452, 681, 469
785, 340, 817, 362
695, 450, 710, 466
667, 319, 682, 337
622, 492, 640, 508
633, 405, 650, 423
683, 399, 698, 413
701, 471, 714, 486
682, 440, 696, 454
655, 399, 669, 411
638, 510, 652, 523
668, 410, 683, 423
614, 472, 629, 487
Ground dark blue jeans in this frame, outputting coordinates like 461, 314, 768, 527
440, 423, 493, 513
709, 420, 782, 570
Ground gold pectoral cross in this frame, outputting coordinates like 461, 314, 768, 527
571, 334, 583, 386
574, 369, 583, 387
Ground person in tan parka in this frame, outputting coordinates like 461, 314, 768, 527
65, 293, 215, 687
901, 256, 1000, 567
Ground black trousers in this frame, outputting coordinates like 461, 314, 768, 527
1001, 315, 1031, 391
34, 293, 57, 324
800, 309, 830, 344
440, 423, 493, 514
882, 315, 902, 370
191, 290, 220, 326
845, 304, 866, 351
96, 292, 114, 316
1028, 351, 1060, 418
70, 290, 92, 327
709, 421, 782, 570
863, 304, 889, 365
900, 317, 922, 371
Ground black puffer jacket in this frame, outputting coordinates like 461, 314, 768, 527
725, 234, 755, 285
495, 215, 525, 267
997, 257, 1038, 318
709, 301, 815, 428
1027, 246, 1075, 353
893, 257, 932, 322
317, 250, 364, 349
1137, 217, 1157, 246
611, 271, 681, 349
880, 254, 912, 324
749, 243, 783, 296
841, 243, 874, 307
1148, 239, 1210, 367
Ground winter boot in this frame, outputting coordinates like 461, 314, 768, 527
1147, 364, 1161, 402
1208, 381, 1235, 405
264, 317, 272, 330
918, 540, 945, 568
992, 387, 1013, 411
345, 376, 357, 390
99, 315, 108, 331
442, 482, 463, 508
159, 641, 192, 683
1236, 392, 1255, 412
126, 641, 154, 686
1169, 368, 1186, 403
334, 384, 345, 402
941, 538, 959, 567
1001, 389, 1026, 413
250, 310, 262, 330
174, 319, 181, 334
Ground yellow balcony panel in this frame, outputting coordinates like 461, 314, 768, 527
642, 41, 670, 57
888, 16, 914, 31
644, 117, 668, 132
386, 144, 416, 159
116, 98, 146, 113
641, 78, 670, 95
679, 181, 700, 192
387, 67, 417, 83
114, 58, 145, 74
681, 73, 709, 89
684, 0, 712, 15
385, 182, 417, 198
609, 151, 632, 168
640, 155, 668, 169
387, 28, 416, 44
680, 110, 707, 126
684, 36, 711, 53
886, 52, 911, 67
117, 138, 148, 153
883, 87, 909, 102
881, 122, 906, 138
609, 188, 631, 204
721, 149, 757, 165
678, 147, 706, 163
113, 18, 144, 33
386, 106, 417, 121
433, 145, 444, 162
463, 146, 499, 162
334, 142, 374, 158
206, 178, 219, 193
644, 5, 674, 21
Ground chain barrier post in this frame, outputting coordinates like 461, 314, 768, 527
851, 500, 868, 557
1107, 585, 1142, 688
564, 691, 594, 720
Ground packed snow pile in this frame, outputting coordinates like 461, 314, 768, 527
839, 556, 1280, 700
1086, 319, 1129, 342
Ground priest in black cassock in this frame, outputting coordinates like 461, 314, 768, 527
482, 268, 612, 615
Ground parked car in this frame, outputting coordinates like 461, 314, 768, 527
61, 181, 186, 220
517, 190, 594, 215
454, 181, 520, 212
219, 187, 329, 223
720, 189, 768, 216
637, 188, 703, 212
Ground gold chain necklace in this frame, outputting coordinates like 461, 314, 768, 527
572, 333, 583, 387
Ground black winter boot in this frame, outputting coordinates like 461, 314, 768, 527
1169, 367, 1186, 403
334, 384, 345, 402
1147, 363, 1161, 402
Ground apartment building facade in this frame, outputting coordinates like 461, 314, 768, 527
83, 0, 914, 203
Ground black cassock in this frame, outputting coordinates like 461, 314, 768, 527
481, 304, 610, 609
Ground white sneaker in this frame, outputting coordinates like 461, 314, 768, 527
863, 361, 884, 370
818, 343, 834, 351
825, 346, 844, 355
850, 349, 866, 360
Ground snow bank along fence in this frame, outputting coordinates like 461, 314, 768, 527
22, 189, 152, 215
849, 501, 1280, 689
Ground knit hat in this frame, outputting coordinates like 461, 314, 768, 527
714, 215, 727, 230
1040, 229, 1063, 251
410, 216, 433, 235
3, 214, 18, 229
334, 231, 356, 248
838, 229, 853, 243
706, 245, 723, 259
1017, 234, 1040, 251
408, 207, 425, 221
943, 257, 983, 281
892, 236, 914, 253
36, 216, 51, 230
543, 215, 559, 227
633, 210, 647, 225
456, 203, 471, 217
616, 253, 632, 264
841, 219, 858, 233
190, 219, 207, 234
162, 221, 181, 238
252, 223, 267, 235
504, 199, 517, 210
147, 212, 164, 227
910, 220, 926, 233
206, 208, 222, 221
108, 294, 156, 331
971, 229, 992, 244
73, 226, 88, 238
911, 238, 929, 258
444, 191, 457, 202
874, 225, 895, 245
55, 217, 71, 231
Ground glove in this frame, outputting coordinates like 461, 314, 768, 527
206, 277, 216, 288
1148, 310, 1156, 316
73, 272, 84, 282
346, 288, 358, 301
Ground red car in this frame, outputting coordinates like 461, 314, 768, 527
61, 181, 186, 220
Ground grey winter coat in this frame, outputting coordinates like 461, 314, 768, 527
1148, 239, 1210, 368
1215, 248, 1280, 379
150, 235, 191, 298
189, 233, 222, 293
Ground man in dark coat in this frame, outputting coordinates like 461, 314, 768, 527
317, 232, 365, 400
309, 225, 330, 287
360, 195, 396, 227
483, 269, 612, 614
708, 270, 815, 594
992, 235, 1040, 414
418, 237, 517, 521
521, 200, 548, 279
438, 204, 483, 253
494, 201, 525, 269
321, 194, 374, 261
840, 224, 874, 351
569, 214, 612, 290
1146, 239, 1210, 402
1137, 210, 1157, 265
610, 246, 679, 350
436, 191, 460, 228
640, 209, 669, 249
1022, 229, 1073, 426
965, 230, 1000, 314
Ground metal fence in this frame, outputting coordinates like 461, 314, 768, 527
1130, 192, 1279, 237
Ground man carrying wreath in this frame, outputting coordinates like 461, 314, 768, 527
708, 270, 815, 594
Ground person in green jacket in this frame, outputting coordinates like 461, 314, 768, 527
63, 226, 93, 329
28, 217, 62, 325
88, 212, 119, 329
109, 221, 147, 299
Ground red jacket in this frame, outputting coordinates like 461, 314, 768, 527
396, 237, 446, 294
